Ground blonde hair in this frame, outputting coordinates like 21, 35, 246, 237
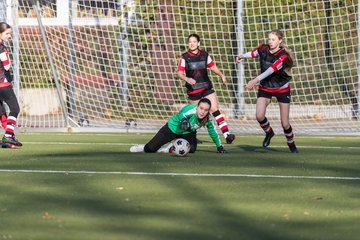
269, 29, 294, 70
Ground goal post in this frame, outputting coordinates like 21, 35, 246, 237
31, 0, 70, 127
5, 0, 360, 134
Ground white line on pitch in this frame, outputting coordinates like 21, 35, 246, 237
22, 133, 360, 138
21, 141, 360, 150
23, 142, 128, 145
0, 169, 359, 180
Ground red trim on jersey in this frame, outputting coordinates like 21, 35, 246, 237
1, 48, 10, 67
259, 85, 290, 93
271, 55, 288, 72
251, 47, 258, 58
179, 50, 215, 70
186, 50, 200, 57
187, 87, 207, 95
2, 59, 10, 67
178, 56, 185, 71
270, 65, 277, 72
0, 82, 11, 87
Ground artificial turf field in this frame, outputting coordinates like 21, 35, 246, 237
0, 133, 359, 240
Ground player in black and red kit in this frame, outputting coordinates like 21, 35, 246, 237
0, 22, 22, 147
178, 34, 235, 144
236, 29, 298, 153
0, 101, 15, 148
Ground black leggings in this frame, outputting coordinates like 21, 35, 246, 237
0, 86, 20, 118
144, 123, 197, 153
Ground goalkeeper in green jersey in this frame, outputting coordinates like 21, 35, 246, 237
130, 98, 227, 153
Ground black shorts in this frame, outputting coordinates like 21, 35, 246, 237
257, 89, 291, 103
188, 89, 215, 101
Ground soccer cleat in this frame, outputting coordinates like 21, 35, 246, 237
1, 142, 16, 148
2, 135, 22, 147
288, 143, 299, 153
262, 131, 274, 148
130, 144, 145, 153
225, 134, 236, 144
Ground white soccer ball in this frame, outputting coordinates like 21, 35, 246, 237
172, 138, 191, 157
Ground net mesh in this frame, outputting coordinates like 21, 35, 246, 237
6, 0, 360, 133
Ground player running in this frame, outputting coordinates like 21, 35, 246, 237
236, 29, 298, 153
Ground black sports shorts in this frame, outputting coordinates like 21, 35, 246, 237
257, 89, 291, 103
188, 89, 215, 101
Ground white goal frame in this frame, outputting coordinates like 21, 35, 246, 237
2, 0, 360, 134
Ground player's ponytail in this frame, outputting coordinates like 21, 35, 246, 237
270, 29, 294, 70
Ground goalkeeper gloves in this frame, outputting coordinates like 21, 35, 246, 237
217, 145, 227, 153
4, 70, 13, 83
180, 117, 191, 130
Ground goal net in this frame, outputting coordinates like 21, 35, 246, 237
5, 0, 360, 134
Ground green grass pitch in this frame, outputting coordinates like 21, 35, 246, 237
0, 133, 359, 240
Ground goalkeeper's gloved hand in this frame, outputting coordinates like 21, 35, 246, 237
217, 145, 227, 153
4, 70, 13, 83
180, 117, 191, 130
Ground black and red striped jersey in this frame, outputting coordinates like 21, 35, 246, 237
249, 44, 292, 92
0, 43, 11, 87
178, 50, 214, 84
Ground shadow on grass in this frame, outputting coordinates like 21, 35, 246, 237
1, 136, 360, 240
1, 158, 359, 240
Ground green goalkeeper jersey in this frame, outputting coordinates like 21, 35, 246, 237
167, 103, 222, 147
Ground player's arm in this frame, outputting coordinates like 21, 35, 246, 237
205, 120, 226, 153
177, 56, 196, 85
208, 55, 227, 84
236, 45, 260, 63
246, 54, 288, 90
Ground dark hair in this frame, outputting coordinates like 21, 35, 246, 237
197, 98, 211, 126
269, 29, 293, 70
198, 97, 211, 107
0, 22, 11, 34
188, 33, 200, 42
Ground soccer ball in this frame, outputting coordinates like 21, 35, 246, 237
172, 138, 191, 157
